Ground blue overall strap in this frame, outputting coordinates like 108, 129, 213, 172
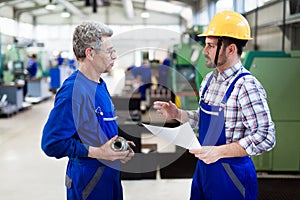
201, 73, 214, 99
221, 72, 251, 104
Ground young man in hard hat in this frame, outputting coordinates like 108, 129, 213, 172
42, 21, 135, 200
153, 10, 275, 199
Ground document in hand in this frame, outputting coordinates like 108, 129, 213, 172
142, 122, 201, 150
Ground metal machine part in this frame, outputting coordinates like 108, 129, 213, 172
111, 136, 133, 152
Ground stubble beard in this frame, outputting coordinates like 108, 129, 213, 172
205, 56, 216, 69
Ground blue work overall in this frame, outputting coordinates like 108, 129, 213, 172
190, 73, 258, 200
66, 76, 123, 200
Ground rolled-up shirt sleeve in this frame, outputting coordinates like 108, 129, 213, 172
187, 109, 200, 129
238, 79, 276, 156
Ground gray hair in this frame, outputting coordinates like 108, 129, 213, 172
73, 21, 113, 60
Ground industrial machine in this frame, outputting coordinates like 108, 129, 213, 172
0, 41, 51, 108
243, 50, 300, 173
171, 25, 213, 110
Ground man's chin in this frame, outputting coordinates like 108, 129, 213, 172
105, 64, 114, 72
104, 68, 112, 73
205, 62, 216, 69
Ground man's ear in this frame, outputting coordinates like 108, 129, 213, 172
227, 43, 236, 55
85, 48, 94, 60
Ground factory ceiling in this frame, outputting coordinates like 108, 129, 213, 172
0, 0, 207, 25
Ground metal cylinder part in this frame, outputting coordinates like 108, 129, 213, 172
111, 136, 133, 152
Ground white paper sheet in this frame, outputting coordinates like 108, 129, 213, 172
142, 122, 201, 150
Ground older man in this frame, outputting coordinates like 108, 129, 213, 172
42, 21, 134, 200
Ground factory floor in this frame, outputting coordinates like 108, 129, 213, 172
0, 96, 192, 200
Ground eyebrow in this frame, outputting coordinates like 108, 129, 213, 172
206, 42, 217, 46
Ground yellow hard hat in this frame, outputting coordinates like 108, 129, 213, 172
198, 10, 252, 40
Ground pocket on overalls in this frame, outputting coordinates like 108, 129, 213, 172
65, 161, 74, 190
65, 174, 72, 189
221, 162, 246, 198
95, 107, 118, 139
245, 159, 258, 199
82, 166, 105, 200
95, 107, 116, 127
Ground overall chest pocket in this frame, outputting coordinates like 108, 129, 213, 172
95, 107, 118, 138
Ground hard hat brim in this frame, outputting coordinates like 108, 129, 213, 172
197, 33, 253, 40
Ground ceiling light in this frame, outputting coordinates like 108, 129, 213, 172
141, 11, 150, 19
145, 0, 183, 14
61, 10, 71, 18
45, 4, 56, 10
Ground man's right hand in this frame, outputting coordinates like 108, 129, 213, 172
153, 100, 179, 120
88, 136, 135, 163
153, 100, 189, 123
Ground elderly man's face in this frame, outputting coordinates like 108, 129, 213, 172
91, 36, 117, 74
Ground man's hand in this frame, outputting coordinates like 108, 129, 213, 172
153, 101, 179, 120
120, 140, 135, 164
88, 136, 135, 163
189, 146, 222, 164
189, 142, 249, 164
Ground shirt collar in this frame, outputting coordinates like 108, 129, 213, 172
215, 61, 242, 81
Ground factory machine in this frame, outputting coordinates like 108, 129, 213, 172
0, 40, 51, 116
243, 50, 300, 173
171, 25, 213, 110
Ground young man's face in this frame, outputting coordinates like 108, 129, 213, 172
202, 36, 228, 69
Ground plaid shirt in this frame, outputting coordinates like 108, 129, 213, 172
187, 62, 275, 156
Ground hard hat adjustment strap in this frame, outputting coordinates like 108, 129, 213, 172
214, 37, 223, 66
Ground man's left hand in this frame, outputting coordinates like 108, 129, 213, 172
189, 146, 221, 164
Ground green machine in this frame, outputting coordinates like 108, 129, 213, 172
171, 25, 213, 110
244, 51, 300, 173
